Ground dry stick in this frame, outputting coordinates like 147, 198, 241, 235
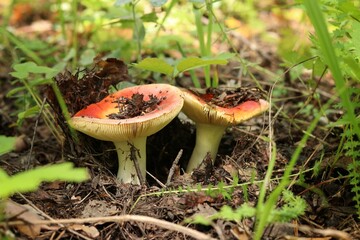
281, 223, 352, 240
146, 171, 166, 188
166, 149, 183, 186
26, 97, 47, 170
128, 142, 145, 185
2, 215, 216, 240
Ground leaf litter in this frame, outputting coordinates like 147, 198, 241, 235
1, 57, 359, 239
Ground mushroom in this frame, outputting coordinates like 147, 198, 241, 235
69, 84, 184, 184
181, 88, 269, 173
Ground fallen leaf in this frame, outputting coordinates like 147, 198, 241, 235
4, 200, 57, 239
81, 200, 118, 218
231, 226, 250, 240
69, 224, 100, 238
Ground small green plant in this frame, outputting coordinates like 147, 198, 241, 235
9, 61, 75, 142
344, 125, 360, 217
304, 0, 360, 219
0, 162, 88, 200
188, 189, 307, 226
0, 137, 88, 204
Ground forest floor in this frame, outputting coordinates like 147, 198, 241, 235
0, 2, 359, 240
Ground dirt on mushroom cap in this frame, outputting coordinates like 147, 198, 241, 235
107, 93, 166, 120
189, 87, 266, 108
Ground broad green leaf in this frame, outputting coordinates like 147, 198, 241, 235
10, 71, 29, 79
134, 58, 174, 76
0, 136, 17, 156
176, 57, 227, 73
216, 52, 236, 60
12, 62, 58, 79
0, 162, 88, 198
135, 20, 146, 42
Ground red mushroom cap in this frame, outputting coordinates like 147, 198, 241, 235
69, 84, 184, 142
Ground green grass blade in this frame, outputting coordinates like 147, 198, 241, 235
303, 0, 360, 137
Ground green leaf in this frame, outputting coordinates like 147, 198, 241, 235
304, 0, 360, 138
6, 86, 26, 97
349, 20, 360, 59
176, 57, 227, 73
216, 52, 236, 60
134, 58, 174, 76
11, 62, 58, 79
188, 215, 212, 225
0, 136, 17, 156
17, 105, 41, 125
79, 49, 97, 66
141, 12, 159, 22
0, 162, 88, 198
10, 70, 29, 79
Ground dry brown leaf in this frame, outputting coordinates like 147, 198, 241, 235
231, 226, 250, 240
4, 200, 56, 239
69, 224, 100, 238
81, 200, 118, 218
222, 164, 238, 177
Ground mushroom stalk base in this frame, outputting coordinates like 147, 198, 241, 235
114, 137, 147, 184
186, 123, 227, 173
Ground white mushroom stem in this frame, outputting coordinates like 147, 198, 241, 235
114, 137, 147, 184
186, 123, 227, 173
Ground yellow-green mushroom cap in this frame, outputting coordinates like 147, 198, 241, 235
181, 88, 269, 126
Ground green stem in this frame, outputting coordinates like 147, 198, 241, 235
177, 41, 201, 88
154, 0, 177, 39
57, 0, 67, 45
132, 1, 142, 62
71, 0, 78, 70
193, 5, 211, 87
205, 0, 213, 87
186, 123, 226, 173
114, 137, 147, 184
1, 28, 42, 65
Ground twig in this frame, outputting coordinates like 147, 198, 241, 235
2, 214, 216, 240
128, 142, 145, 185
166, 149, 183, 185
26, 97, 47, 170
146, 171, 166, 188
281, 222, 352, 240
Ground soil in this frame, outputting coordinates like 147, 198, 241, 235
107, 93, 165, 120
189, 87, 265, 108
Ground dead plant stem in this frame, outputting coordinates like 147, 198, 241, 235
2, 214, 215, 240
